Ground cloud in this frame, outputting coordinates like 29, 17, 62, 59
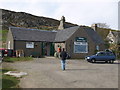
0, 0, 119, 30
52, 1, 118, 29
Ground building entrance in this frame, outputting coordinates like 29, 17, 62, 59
41, 42, 55, 56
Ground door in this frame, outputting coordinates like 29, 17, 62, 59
96, 52, 107, 61
50, 43, 55, 56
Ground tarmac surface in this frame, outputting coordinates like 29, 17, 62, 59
3, 57, 119, 88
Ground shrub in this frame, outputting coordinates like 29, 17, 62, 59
3, 57, 33, 62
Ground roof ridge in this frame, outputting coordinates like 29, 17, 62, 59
10, 27, 57, 33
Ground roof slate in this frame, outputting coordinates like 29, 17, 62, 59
10, 26, 104, 44
81, 26, 104, 44
10, 27, 57, 42
55, 26, 79, 42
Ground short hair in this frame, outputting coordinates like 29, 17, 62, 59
62, 48, 65, 51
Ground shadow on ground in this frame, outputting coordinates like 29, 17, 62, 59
65, 68, 98, 71
94, 62, 120, 64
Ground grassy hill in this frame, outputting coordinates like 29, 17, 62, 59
2, 9, 77, 30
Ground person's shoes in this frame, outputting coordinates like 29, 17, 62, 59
62, 68, 65, 71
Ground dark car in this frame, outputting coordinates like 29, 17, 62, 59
85, 51, 116, 63
0, 48, 8, 57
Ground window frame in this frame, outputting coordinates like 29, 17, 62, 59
74, 42, 88, 53
26, 42, 34, 48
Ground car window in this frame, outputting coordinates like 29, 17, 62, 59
106, 52, 114, 56
97, 52, 106, 56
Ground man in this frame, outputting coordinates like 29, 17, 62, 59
60, 48, 67, 70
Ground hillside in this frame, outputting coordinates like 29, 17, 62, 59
2, 9, 77, 30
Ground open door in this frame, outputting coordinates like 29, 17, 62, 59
50, 43, 55, 56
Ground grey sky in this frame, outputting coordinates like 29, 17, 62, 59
0, 0, 119, 30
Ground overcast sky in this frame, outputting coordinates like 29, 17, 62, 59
0, 0, 119, 30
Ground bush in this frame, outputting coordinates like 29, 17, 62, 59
3, 57, 33, 62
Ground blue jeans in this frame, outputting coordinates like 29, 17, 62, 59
61, 60, 66, 70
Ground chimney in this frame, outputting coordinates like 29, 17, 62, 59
91, 24, 97, 31
58, 16, 65, 30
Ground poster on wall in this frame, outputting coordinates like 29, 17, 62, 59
26, 42, 34, 48
74, 37, 88, 53
75, 37, 87, 42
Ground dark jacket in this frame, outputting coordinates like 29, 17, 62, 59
60, 51, 67, 60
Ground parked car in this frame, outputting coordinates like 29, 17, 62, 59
0, 48, 16, 57
0, 48, 8, 57
0, 49, 5, 63
85, 51, 116, 63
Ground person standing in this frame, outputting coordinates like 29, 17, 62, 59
60, 48, 67, 71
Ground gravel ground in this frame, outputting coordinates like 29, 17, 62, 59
2, 57, 119, 88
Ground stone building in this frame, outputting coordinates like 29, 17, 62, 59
106, 30, 120, 57
6, 17, 105, 58
106, 30, 120, 44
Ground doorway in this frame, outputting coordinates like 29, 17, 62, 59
41, 42, 54, 56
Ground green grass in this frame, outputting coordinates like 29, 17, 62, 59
0, 30, 8, 48
3, 57, 33, 62
0, 30, 8, 42
0, 68, 20, 88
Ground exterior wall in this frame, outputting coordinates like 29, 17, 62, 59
14, 40, 42, 57
65, 28, 104, 59
98, 43, 105, 51
6, 30, 14, 49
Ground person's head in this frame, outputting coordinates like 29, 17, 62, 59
62, 48, 65, 51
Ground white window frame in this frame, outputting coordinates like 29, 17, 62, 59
96, 45, 99, 51
74, 42, 88, 53
26, 42, 34, 48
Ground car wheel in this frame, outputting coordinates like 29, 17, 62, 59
91, 59, 96, 63
105, 61, 108, 63
108, 60, 112, 63
111, 60, 114, 64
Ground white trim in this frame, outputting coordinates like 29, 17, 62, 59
74, 42, 88, 53
26, 42, 34, 48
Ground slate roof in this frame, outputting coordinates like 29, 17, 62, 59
10, 26, 104, 44
10, 27, 57, 42
55, 26, 104, 44
81, 26, 104, 44
55, 26, 79, 42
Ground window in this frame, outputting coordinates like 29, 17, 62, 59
106, 52, 114, 56
97, 52, 106, 56
26, 42, 34, 48
74, 42, 88, 53
96, 45, 99, 51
